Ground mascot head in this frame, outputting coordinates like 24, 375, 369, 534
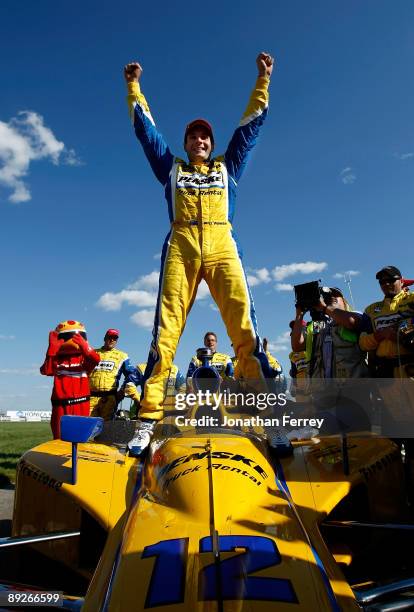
55, 320, 87, 353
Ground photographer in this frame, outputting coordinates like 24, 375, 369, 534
291, 283, 369, 432
292, 285, 367, 380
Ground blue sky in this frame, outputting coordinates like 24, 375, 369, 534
1, 1, 413, 412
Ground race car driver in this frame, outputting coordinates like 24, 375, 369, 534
89, 329, 138, 420
124, 52, 275, 455
40, 320, 100, 439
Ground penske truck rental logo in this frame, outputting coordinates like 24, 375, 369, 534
176, 168, 224, 190
94, 360, 115, 372
158, 451, 268, 481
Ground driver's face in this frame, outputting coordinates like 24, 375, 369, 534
204, 334, 217, 351
185, 128, 212, 163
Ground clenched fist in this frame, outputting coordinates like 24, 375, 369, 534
124, 62, 143, 83
256, 52, 275, 78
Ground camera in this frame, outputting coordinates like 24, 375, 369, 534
294, 281, 333, 313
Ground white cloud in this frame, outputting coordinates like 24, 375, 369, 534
333, 270, 360, 279
97, 289, 157, 311
63, 148, 83, 166
0, 110, 81, 203
394, 152, 414, 160
340, 167, 356, 185
195, 279, 211, 301
153, 252, 161, 260
130, 309, 155, 329
0, 334, 15, 340
97, 272, 211, 331
210, 303, 220, 312
272, 261, 328, 281
275, 283, 294, 292
268, 331, 291, 353
247, 267, 271, 287
97, 271, 160, 312
129, 271, 160, 291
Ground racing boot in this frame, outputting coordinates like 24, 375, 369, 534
128, 418, 157, 456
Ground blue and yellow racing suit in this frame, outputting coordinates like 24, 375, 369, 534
127, 75, 271, 420
187, 351, 234, 379
360, 290, 414, 362
89, 347, 137, 420
360, 290, 414, 435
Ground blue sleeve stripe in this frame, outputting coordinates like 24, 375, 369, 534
133, 105, 174, 186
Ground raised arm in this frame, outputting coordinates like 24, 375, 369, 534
225, 52, 274, 182
124, 62, 174, 185
40, 331, 64, 376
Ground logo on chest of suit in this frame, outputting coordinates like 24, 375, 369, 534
95, 360, 115, 372
176, 168, 225, 190
375, 313, 404, 330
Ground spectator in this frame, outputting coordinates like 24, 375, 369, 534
360, 266, 414, 433
40, 320, 100, 439
360, 266, 414, 377
89, 329, 138, 420
187, 332, 234, 382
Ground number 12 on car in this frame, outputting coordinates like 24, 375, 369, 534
142, 535, 298, 607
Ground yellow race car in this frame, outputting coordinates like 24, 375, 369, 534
1, 393, 414, 611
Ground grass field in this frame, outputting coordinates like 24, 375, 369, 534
0, 422, 51, 486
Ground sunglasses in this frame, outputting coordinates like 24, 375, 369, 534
106, 335, 119, 340
379, 277, 399, 285
58, 331, 87, 341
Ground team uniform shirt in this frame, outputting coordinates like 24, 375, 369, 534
127, 76, 272, 420
360, 290, 414, 431
232, 352, 280, 379
265, 351, 282, 374
289, 351, 308, 379
265, 350, 287, 393
187, 352, 234, 379
89, 347, 138, 420
360, 290, 414, 359
89, 348, 137, 393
